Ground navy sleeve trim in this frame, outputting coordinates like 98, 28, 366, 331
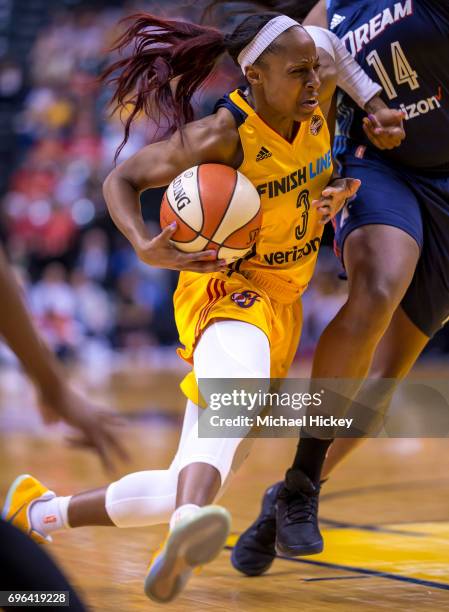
214, 94, 247, 127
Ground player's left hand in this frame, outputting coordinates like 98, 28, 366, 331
363, 109, 406, 149
38, 384, 129, 474
312, 177, 361, 224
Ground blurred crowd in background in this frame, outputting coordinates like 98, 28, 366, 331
0, 0, 447, 370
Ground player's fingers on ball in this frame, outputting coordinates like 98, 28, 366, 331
199, 261, 226, 272
188, 250, 218, 261
158, 223, 177, 243
163, 221, 177, 235
199, 251, 219, 261
187, 261, 223, 273
176, 252, 207, 265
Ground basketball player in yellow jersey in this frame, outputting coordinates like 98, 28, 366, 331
3, 12, 361, 604
177, 88, 335, 401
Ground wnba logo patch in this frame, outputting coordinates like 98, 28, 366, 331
310, 115, 323, 135
231, 291, 260, 308
43, 514, 57, 524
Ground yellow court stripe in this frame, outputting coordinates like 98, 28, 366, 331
314, 524, 449, 585
226, 534, 240, 548
227, 522, 449, 586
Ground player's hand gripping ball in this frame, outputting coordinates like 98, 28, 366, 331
161, 164, 262, 263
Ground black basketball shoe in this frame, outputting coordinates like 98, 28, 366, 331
230, 481, 283, 576
275, 469, 323, 557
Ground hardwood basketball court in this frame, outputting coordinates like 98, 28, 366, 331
1, 362, 448, 611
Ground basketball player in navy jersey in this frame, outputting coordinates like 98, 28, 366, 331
206, 0, 449, 573
304, 0, 449, 479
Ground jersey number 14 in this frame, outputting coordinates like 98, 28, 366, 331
366, 41, 419, 100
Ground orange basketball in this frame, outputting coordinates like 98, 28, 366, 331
160, 164, 261, 263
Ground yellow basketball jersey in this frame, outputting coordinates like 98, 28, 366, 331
217, 89, 333, 300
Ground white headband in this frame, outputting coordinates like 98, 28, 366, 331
237, 15, 299, 73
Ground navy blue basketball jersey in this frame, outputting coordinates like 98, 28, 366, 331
327, 0, 449, 173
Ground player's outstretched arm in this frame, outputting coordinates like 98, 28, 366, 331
103, 111, 240, 273
304, 2, 405, 150
0, 245, 128, 472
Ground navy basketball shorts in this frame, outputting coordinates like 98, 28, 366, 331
334, 146, 449, 337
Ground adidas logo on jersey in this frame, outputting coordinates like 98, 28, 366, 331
256, 146, 272, 161
330, 13, 346, 30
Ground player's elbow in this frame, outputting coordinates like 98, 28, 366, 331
102, 169, 118, 214
103, 166, 137, 210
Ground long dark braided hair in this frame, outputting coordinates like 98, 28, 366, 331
103, 11, 292, 160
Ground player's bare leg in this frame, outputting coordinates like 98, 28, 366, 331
312, 225, 420, 379
274, 225, 421, 556
67, 488, 112, 527
321, 306, 429, 478
176, 463, 221, 507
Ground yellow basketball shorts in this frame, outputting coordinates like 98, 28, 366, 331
174, 270, 303, 404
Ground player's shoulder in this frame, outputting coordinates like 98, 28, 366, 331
197, 108, 240, 137
180, 110, 241, 164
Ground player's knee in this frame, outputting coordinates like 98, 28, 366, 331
347, 277, 401, 329
195, 321, 270, 379
364, 281, 399, 318
341, 291, 394, 340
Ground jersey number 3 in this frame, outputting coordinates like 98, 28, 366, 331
295, 189, 310, 240
366, 41, 419, 100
